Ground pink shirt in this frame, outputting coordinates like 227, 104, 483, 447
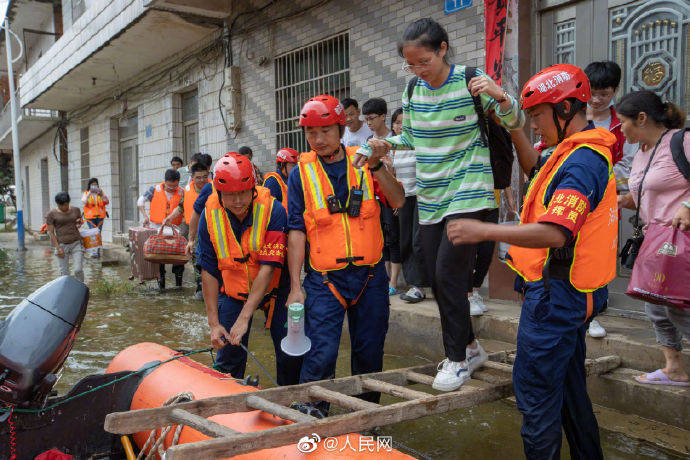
628, 129, 690, 228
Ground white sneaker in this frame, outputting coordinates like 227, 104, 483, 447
432, 358, 471, 391
466, 342, 488, 373
588, 319, 606, 338
469, 294, 484, 316
470, 291, 488, 313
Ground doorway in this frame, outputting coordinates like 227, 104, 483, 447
118, 113, 139, 232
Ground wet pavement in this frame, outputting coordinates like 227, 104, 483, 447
0, 237, 686, 459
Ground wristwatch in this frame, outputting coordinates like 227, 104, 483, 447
368, 161, 384, 172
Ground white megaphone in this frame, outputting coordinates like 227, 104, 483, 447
281, 303, 311, 357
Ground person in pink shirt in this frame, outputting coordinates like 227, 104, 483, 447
617, 90, 690, 386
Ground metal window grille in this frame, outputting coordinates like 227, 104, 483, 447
80, 127, 89, 192
610, 0, 690, 116
275, 33, 350, 154
554, 20, 576, 64
182, 90, 199, 163
72, 0, 85, 23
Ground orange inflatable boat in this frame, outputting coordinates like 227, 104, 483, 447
107, 343, 413, 459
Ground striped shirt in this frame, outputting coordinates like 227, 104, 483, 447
392, 149, 417, 196
358, 65, 524, 224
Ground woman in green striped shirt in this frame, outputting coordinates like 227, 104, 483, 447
358, 18, 524, 392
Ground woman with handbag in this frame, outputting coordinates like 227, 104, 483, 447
617, 90, 690, 386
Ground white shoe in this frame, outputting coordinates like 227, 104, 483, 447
466, 342, 488, 373
469, 294, 484, 316
432, 358, 471, 391
588, 319, 606, 338
470, 291, 488, 313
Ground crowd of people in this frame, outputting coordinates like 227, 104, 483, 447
40, 16, 690, 460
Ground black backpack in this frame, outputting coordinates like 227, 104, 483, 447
670, 128, 690, 180
406, 66, 514, 189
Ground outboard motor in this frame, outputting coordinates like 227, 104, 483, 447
0, 276, 89, 407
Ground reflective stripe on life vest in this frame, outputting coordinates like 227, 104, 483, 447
262, 172, 288, 210
205, 186, 281, 303
506, 128, 618, 292
150, 183, 183, 225
298, 146, 382, 272
83, 191, 106, 219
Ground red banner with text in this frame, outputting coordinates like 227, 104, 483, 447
485, 0, 508, 86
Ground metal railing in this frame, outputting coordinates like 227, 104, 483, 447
0, 97, 59, 140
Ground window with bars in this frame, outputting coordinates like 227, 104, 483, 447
275, 33, 350, 154
554, 20, 576, 64
182, 90, 199, 163
80, 127, 89, 192
72, 0, 86, 23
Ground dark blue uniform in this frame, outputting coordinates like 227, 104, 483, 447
287, 155, 389, 406
513, 129, 609, 460
262, 169, 287, 203
196, 193, 302, 385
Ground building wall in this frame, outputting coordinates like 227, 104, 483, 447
21, 129, 62, 230
19, 0, 496, 241
229, 0, 487, 174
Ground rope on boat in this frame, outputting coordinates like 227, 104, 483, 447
137, 392, 194, 460
0, 348, 213, 414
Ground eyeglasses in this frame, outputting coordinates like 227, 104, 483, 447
401, 55, 436, 73
364, 115, 382, 122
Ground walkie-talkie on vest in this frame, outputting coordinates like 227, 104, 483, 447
347, 170, 364, 218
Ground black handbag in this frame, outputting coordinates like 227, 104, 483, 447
620, 129, 669, 269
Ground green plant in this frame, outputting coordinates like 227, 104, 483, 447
90, 278, 135, 297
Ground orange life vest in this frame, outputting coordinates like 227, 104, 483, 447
507, 128, 618, 293
150, 182, 183, 225
83, 191, 107, 219
298, 147, 383, 272
205, 186, 281, 302
262, 172, 288, 210
183, 181, 210, 225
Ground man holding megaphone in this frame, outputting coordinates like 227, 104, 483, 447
286, 95, 405, 414
196, 151, 302, 385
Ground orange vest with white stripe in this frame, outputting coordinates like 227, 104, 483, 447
150, 183, 183, 225
183, 181, 210, 225
263, 172, 288, 210
507, 128, 618, 292
205, 186, 281, 301
83, 191, 107, 219
298, 147, 383, 272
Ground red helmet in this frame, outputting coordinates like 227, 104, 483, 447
299, 95, 346, 127
520, 64, 591, 110
276, 147, 299, 164
213, 152, 255, 192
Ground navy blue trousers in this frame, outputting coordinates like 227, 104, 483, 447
299, 270, 390, 406
214, 289, 302, 386
513, 289, 604, 460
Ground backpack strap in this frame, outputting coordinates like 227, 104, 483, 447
670, 128, 690, 180
464, 66, 489, 146
406, 76, 418, 101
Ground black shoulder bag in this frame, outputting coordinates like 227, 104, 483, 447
669, 128, 690, 180
620, 129, 670, 269
406, 67, 514, 189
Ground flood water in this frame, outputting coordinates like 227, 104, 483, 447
0, 241, 685, 460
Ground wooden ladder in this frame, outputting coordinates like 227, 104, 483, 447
104, 353, 620, 459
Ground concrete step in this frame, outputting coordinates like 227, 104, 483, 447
387, 295, 690, 433
101, 244, 130, 266
588, 367, 690, 432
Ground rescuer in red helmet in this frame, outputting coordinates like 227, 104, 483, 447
285, 95, 404, 416
195, 151, 302, 385
262, 147, 299, 209
446, 64, 617, 459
